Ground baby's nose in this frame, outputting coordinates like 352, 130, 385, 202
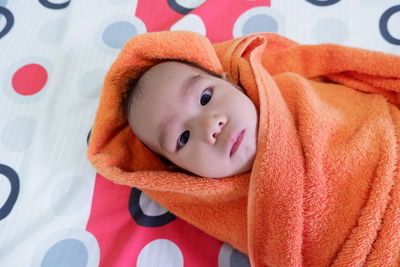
200, 114, 226, 143
212, 122, 224, 139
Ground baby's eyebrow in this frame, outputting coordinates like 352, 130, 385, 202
181, 74, 201, 100
158, 114, 176, 152
158, 74, 200, 152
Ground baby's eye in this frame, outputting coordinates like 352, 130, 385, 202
200, 87, 213, 106
177, 130, 190, 149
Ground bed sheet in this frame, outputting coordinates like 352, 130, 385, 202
0, 0, 399, 266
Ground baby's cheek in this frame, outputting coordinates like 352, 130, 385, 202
174, 149, 198, 169
243, 142, 257, 167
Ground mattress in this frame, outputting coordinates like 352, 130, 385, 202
0, 0, 399, 266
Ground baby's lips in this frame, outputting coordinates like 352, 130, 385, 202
229, 129, 245, 157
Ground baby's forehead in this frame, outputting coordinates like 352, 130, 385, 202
141, 61, 205, 80
136, 62, 197, 96
133, 61, 204, 104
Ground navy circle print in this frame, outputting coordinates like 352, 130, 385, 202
0, 164, 20, 220
379, 5, 400, 45
39, 0, 71, 9
305, 0, 341, 6
87, 129, 91, 146
0, 6, 14, 39
167, 0, 194, 15
129, 188, 176, 227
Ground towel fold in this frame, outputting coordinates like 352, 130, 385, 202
88, 31, 400, 266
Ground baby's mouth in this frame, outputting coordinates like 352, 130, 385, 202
230, 129, 245, 157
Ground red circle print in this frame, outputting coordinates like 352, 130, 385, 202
12, 64, 48, 95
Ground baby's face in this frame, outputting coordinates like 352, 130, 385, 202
128, 61, 258, 178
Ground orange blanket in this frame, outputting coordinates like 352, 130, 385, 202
87, 31, 400, 266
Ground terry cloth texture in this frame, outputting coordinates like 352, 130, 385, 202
88, 31, 400, 266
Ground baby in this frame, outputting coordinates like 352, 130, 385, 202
123, 60, 259, 178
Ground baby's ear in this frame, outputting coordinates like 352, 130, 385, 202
221, 72, 244, 92
168, 164, 179, 171
221, 72, 233, 82
158, 154, 180, 171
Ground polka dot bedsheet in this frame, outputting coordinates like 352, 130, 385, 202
0, 0, 399, 266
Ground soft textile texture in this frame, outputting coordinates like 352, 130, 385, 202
87, 31, 400, 266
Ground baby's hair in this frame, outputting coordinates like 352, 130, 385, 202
121, 59, 221, 120
122, 76, 141, 120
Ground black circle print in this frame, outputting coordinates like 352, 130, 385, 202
0, 164, 20, 220
129, 188, 176, 227
0, 6, 14, 39
39, 0, 71, 9
380, 5, 400, 45
167, 0, 195, 15
305, 0, 341, 6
